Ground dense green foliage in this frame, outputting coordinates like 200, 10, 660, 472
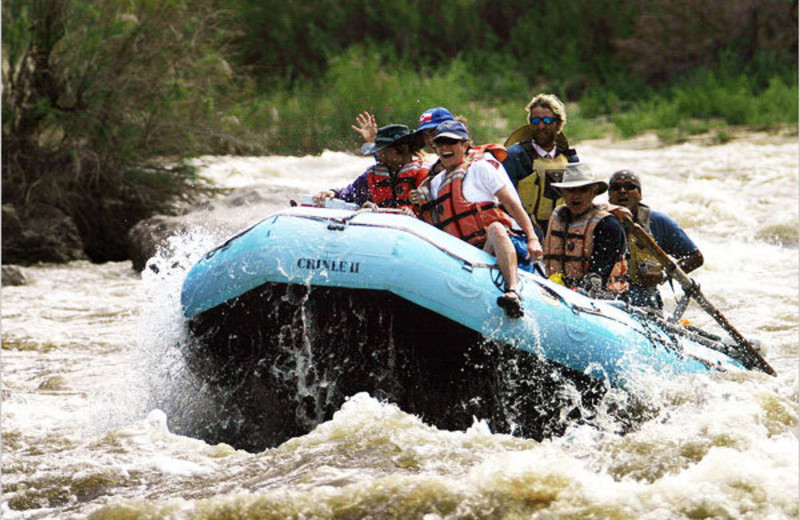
2, 0, 797, 262
225, 0, 797, 152
2, 0, 233, 260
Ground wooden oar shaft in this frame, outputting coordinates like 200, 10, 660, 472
621, 214, 776, 376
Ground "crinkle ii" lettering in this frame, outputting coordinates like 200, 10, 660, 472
296, 258, 360, 273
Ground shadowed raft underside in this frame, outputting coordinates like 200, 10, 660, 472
179, 207, 752, 450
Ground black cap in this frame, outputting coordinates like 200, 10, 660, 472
609, 169, 641, 189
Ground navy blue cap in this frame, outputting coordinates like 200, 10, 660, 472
433, 120, 469, 142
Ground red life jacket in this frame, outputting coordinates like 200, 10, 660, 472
366, 158, 429, 213
544, 204, 629, 292
428, 158, 513, 248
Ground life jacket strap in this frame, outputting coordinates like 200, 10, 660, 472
435, 202, 499, 229
543, 253, 590, 263
549, 229, 586, 241
373, 176, 416, 188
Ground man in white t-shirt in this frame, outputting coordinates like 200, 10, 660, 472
410, 120, 542, 318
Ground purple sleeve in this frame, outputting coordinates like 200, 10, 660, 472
333, 170, 371, 205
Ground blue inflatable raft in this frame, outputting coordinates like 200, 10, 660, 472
179, 206, 751, 450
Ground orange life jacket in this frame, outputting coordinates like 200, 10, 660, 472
544, 204, 629, 293
426, 144, 505, 178
366, 158, 429, 213
428, 158, 513, 248
420, 144, 508, 226
466, 143, 508, 164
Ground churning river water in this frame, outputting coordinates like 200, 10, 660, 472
2, 134, 798, 519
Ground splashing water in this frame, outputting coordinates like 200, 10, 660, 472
2, 135, 797, 520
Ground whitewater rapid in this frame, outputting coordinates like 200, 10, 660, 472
2, 134, 797, 519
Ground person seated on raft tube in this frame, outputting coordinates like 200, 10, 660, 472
502, 93, 580, 238
607, 169, 704, 310
409, 120, 543, 319
352, 107, 457, 177
543, 162, 630, 299
314, 124, 428, 216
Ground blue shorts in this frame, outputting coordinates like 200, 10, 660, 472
509, 234, 536, 273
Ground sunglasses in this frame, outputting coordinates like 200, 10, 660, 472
434, 137, 463, 146
529, 116, 558, 125
560, 185, 593, 194
609, 182, 639, 192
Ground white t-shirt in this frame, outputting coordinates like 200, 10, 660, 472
429, 153, 522, 228
430, 153, 517, 201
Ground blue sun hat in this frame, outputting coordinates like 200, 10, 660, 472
416, 107, 454, 131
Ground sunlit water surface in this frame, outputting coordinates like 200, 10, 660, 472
2, 135, 798, 519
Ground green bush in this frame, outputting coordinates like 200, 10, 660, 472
754, 75, 799, 126
601, 64, 797, 139
2, 0, 233, 261
235, 45, 493, 154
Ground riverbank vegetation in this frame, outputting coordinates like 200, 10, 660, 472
2, 0, 797, 262
227, 0, 797, 152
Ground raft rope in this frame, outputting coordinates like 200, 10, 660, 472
530, 277, 727, 369
266, 210, 735, 369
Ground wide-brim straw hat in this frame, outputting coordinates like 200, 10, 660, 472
551, 162, 608, 195
503, 125, 571, 151
503, 124, 537, 147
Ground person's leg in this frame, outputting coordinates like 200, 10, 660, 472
486, 222, 518, 291
487, 223, 524, 319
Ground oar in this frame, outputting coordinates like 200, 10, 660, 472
620, 214, 776, 376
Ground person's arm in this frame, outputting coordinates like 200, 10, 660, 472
337, 172, 371, 205
588, 215, 626, 284
649, 211, 704, 274
314, 171, 371, 206
495, 185, 543, 261
351, 112, 377, 143
471, 157, 542, 260
413, 175, 443, 225
677, 249, 704, 274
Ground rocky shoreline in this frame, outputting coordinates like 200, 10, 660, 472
2, 183, 304, 276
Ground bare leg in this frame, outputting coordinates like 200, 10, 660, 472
486, 222, 518, 291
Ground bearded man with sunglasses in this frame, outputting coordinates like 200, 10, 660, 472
502, 93, 580, 237
608, 169, 704, 310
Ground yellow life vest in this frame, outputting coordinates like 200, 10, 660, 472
627, 204, 664, 286
517, 153, 568, 229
